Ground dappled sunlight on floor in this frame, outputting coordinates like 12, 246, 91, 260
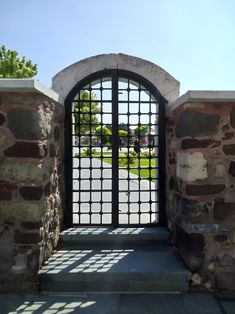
42, 249, 134, 274
9, 300, 96, 314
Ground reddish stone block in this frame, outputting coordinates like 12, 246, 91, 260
19, 186, 43, 200
181, 138, 221, 149
186, 184, 225, 196
0, 183, 17, 190
223, 144, 235, 155
14, 232, 42, 244
214, 198, 235, 220
21, 221, 42, 229
4, 142, 47, 158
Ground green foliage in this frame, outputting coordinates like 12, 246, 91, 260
95, 125, 112, 145
74, 91, 100, 135
141, 151, 156, 158
118, 129, 128, 137
119, 151, 137, 166
106, 124, 112, 132
134, 125, 149, 137
0, 45, 37, 78
119, 122, 130, 133
83, 147, 96, 156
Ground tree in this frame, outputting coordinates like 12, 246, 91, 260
134, 125, 149, 137
74, 91, 100, 135
0, 45, 37, 78
118, 130, 128, 137
95, 125, 112, 145
119, 129, 128, 146
119, 122, 130, 133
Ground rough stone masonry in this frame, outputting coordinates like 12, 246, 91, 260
167, 91, 235, 291
0, 81, 64, 292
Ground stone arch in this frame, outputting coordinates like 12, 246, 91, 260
52, 53, 180, 103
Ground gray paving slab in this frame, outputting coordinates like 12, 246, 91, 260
39, 245, 189, 293
215, 293, 235, 314
219, 300, 235, 314
72, 157, 158, 225
0, 294, 24, 314
2, 294, 120, 314
1, 293, 227, 314
119, 294, 184, 314
182, 293, 222, 314
60, 227, 170, 244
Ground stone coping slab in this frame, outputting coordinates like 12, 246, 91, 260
0, 79, 64, 104
167, 90, 235, 114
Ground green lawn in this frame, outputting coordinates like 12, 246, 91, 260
74, 151, 111, 157
102, 156, 156, 180
74, 151, 157, 180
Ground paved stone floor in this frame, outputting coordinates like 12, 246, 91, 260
1, 293, 235, 314
72, 155, 158, 225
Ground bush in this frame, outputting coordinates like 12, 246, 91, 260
83, 147, 96, 156
119, 151, 137, 166
141, 151, 156, 158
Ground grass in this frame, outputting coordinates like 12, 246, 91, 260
74, 151, 111, 157
74, 150, 157, 180
102, 156, 156, 180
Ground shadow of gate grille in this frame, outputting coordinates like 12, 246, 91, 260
65, 70, 166, 227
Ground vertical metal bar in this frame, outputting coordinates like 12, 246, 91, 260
127, 79, 130, 225
158, 96, 166, 225
112, 70, 119, 227
89, 84, 92, 224
149, 93, 152, 224
100, 79, 103, 225
65, 98, 73, 227
78, 93, 81, 225
138, 83, 141, 225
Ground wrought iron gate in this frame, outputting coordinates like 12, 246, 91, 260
65, 70, 165, 227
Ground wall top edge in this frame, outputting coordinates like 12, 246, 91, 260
0, 79, 64, 104
167, 90, 235, 113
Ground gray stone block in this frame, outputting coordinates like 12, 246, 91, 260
7, 108, 51, 140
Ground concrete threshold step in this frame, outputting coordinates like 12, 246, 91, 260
39, 244, 190, 293
60, 227, 170, 245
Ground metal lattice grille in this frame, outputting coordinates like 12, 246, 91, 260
68, 70, 164, 227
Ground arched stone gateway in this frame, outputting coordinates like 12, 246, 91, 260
2, 55, 235, 293
52, 53, 180, 102
53, 54, 179, 227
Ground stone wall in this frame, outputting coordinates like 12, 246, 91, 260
167, 91, 235, 291
0, 81, 64, 292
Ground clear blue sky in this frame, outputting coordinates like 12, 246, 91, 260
1, 0, 235, 95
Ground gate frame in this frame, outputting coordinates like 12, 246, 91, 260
65, 69, 167, 227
